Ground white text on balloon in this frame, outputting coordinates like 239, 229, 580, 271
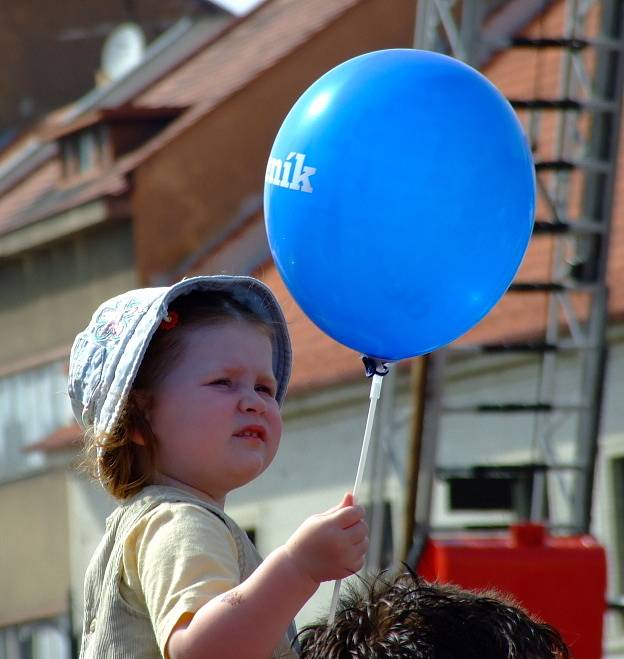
265, 152, 317, 192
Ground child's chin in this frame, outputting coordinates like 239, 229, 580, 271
232, 461, 269, 486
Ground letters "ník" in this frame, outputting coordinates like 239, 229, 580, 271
265, 152, 316, 193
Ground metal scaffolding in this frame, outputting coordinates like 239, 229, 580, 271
361, 0, 624, 575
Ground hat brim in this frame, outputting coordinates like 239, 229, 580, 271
94, 275, 291, 434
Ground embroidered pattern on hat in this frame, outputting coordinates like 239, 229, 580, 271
93, 300, 146, 343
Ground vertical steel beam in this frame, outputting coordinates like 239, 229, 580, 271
573, 0, 624, 531
405, 0, 622, 547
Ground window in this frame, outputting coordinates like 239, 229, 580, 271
60, 126, 106, 179
0, 358, 74, 482
440, 464, 549, 521
448, 476, 515, 511
77, 131, 97, 172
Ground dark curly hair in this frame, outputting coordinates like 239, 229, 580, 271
297, 569, 570, 659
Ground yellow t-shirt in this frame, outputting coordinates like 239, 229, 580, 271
120, 502, 241, 656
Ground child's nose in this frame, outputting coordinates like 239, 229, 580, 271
238, 389, 267, 414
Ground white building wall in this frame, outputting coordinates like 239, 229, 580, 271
226, 325, 624, 644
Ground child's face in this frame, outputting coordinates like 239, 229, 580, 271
146, 320, 283, 505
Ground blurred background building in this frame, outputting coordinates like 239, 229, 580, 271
0, 0, 622, 656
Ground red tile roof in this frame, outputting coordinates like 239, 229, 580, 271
0, 0, 363, 235
136, 0, 359, 109
123, 0, 362, 167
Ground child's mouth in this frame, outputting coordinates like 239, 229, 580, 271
233, 426, 265, 441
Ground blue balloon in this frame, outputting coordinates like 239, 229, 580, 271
264, 49, 535, 361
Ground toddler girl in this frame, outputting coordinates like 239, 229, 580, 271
69, 275, 368, 659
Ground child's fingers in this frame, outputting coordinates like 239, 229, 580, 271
334, 505, 366, 529
345, 552, 366, 574
345, 520, 368, 544
353, 537, 369, 555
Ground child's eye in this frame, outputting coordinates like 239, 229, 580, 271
210, 378, 232, 387
255, 384, 276, 397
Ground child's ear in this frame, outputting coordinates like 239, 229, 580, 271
131, 430, 146, 446
129, 389, 151, 446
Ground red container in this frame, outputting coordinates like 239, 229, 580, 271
418, 524, 606, 658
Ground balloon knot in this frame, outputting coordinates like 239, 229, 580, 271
362, 356, 390, 377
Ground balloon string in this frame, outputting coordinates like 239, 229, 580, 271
328, 373, 385, 624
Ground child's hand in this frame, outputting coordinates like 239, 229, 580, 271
284, 493, 369, 584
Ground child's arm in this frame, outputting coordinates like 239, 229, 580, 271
167, 493, 367, 659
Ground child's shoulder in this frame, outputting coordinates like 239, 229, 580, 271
121, 487, 238, 553
121, 485, 226, 523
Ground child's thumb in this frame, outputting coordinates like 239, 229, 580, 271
323, 492, 354, 515
341, 492, 354, 508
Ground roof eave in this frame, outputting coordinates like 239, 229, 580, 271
0, 195, 130, 258
41, 106, 187, 142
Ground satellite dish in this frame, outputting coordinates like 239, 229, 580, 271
101, 23, 146, 82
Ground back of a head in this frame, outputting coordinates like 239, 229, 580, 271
298, 571, 570, 659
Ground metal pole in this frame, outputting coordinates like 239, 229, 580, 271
402, 356, 429, 560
